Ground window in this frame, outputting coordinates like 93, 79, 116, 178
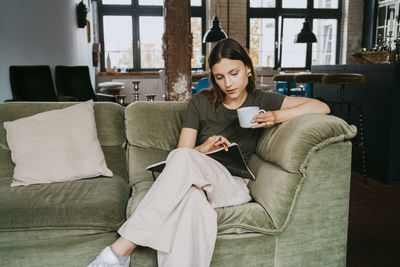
248, 0, 341, 70
314, 0, 339, 9
282, 0, 307, 9
99, 0, 205, 71
376, 1, 399, 45
103, 16, 133, 69
312, 19, 338, 65
249, 18, 275, 67
281, 18, 307, 68
139, 16, 163, 68
249, 0, 276, 8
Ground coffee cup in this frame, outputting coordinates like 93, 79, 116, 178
237, 106, 266, 128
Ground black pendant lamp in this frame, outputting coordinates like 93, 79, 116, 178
294, 18, 317, 43
203, 15, 227, 43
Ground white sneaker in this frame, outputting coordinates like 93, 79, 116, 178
88, 246, 130, 267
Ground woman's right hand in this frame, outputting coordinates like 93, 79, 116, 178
195, 135, 230, 154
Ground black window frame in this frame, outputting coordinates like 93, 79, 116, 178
247, 0, 342, 70
98, 0, 206, 72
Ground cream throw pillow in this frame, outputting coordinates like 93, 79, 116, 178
4, 100, 113, 187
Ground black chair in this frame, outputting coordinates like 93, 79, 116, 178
55, 65, 115, 102
8, 65, 59, 101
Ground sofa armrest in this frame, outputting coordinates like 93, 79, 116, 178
248, 114, 356, 230
255, 114, 356, 175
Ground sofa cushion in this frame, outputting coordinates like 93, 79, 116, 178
3, 101, 113, 186
125, 102, 186, 151
0, 146, 128, 235
248, 155, 302, 230
0, 172, 129, 233
128, 146, 170, 185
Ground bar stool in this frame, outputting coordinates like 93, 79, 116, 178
294, 73, 327, 98
322, 73, 367, 183
273, 74, 303, 96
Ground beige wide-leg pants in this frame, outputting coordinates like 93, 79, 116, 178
118, 148, 252, 267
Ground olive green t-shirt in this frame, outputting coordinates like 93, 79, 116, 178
182, 90, 285, 162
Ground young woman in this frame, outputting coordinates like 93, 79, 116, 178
88, 38, 330, 267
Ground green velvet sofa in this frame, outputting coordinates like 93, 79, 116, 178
0, 101, 356, 266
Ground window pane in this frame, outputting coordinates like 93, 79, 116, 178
102, 0, 131, 5
314, 0, 338, 9
249, 18, 275, 67
377, 6, 387, 26
139, 0, 162, 6
281, 18, 306, 68
387, 5, 396, 33
312, 19, 337, 65
103, 16, 133, 69
397, 3, 400, 34
191, 17, 202, 68
250, 0, 276, 8
376, 28, 384, 44
191, 0, 202, 6
139, 16, 164, 68
282, 0, 306, 9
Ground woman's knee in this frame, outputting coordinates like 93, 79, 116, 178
167, 147, 200, 163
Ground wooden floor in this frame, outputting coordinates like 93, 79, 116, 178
346, 172, 400, 266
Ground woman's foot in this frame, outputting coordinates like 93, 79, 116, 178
87, 246, 130, 267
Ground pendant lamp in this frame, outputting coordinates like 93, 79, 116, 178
203, 15, 227, 43
294, 18, 317, 43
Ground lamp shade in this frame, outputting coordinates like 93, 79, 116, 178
294, 20, 317, 43
203, 16, 227, 43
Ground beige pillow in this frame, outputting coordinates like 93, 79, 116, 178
4, 100, 113, 187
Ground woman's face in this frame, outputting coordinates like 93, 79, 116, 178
211, 58, 251, 102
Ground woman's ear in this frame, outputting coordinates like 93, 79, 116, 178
246, 66, 252, 77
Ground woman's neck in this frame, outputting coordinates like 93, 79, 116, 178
223, 90, 248, 110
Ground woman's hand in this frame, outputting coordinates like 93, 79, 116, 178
251, 111, 277, 128
195, 135, 230, 153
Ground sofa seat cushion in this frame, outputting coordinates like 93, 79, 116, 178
216, 202, 276, 235
0, 173, 129, 232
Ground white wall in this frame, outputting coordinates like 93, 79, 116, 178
0, 0, 94, 102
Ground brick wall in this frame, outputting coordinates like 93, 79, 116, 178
205, 0, 247, 56
340, 0, 364, 64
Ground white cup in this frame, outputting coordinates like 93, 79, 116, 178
237, 106, 266, 128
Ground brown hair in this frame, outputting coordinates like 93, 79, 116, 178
200, 38, 256, 113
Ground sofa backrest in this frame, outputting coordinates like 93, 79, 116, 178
0, 102, 125, 150
124, 102, 357, 233
124, 102, 186, 185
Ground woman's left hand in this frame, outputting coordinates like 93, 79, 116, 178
251, 111, 277, 128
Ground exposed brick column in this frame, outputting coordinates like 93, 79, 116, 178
163, 0, 192, 101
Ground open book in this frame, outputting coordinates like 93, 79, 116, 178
146, 143, 255, 180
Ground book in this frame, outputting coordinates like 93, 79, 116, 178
146, 143, 255, 180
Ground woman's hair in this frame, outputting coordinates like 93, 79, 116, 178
200, 38, 256, 112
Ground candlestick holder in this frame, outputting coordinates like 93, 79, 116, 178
145, 94, 156, 102
376, 33, 384, 51
132, 81, 140, 102
395, 34, 400, 62
381, 31, 393, 64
